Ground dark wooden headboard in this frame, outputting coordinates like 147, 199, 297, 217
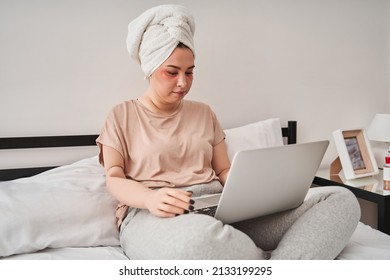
282, 121, 297, 145
0, 121, 297, 181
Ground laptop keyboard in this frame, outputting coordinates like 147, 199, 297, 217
192, 205, 217, 216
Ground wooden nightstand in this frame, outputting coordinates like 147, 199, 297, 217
313, 169, 390, 235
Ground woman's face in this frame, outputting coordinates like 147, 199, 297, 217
149, 47, 195, 104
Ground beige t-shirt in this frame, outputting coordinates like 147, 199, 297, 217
96, 99, 225, 227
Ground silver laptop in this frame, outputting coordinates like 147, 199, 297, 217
192, 140, 329, 224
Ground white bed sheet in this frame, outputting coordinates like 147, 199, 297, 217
4, 222, 390, 260
3, 246, 127, 260
337, 222, 390, 260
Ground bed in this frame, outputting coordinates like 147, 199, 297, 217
1, 118, 390, 260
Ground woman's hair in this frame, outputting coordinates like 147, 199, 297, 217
177, 42, 190, 49
176, 42, 194, 56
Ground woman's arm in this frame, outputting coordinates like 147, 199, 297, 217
211, 140, 231, 186
102, 145, 193, 217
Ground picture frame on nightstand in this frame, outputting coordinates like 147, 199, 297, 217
332, 129, 379, 180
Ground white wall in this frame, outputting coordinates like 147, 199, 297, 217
1, 0, 389, 167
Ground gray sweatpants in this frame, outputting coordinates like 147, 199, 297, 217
120, 180, 360, 260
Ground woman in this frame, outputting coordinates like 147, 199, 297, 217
97, 4, 360, 259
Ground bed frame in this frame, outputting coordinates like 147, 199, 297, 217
0, 121, 297, 181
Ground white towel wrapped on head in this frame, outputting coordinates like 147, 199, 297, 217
127, 4, 195, 78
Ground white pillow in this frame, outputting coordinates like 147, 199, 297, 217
0, 156, 119, 258
224, 118, 284, 161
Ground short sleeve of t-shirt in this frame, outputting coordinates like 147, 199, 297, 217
96, 102, 131, 165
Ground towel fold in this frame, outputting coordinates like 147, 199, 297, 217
127, 4, 195, 78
